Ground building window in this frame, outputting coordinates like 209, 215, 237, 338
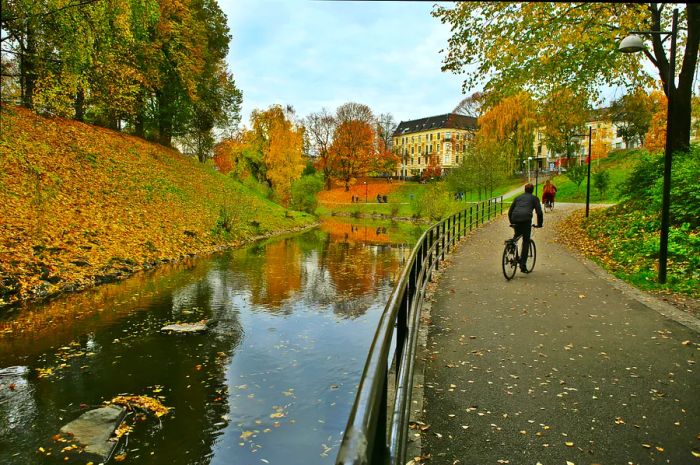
444, 155, 450, 164
437, 144, 440, 152
437, 132, 441, 139
445, 132, 452, 140
419, 146, 422, 154
456, 155, 460, 164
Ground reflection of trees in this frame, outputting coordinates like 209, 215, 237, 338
0, 257, 211, 362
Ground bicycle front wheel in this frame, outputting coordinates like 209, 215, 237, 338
502, 243, 518, 280
525, 240, 537, 273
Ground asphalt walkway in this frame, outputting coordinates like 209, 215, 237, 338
419, 205, 700, 465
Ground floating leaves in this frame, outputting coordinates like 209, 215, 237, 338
107, 395, 171, 418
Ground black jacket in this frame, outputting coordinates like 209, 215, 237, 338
508, 192, 543, 226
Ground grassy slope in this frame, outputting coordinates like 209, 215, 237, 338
0, 106, 314, 306
544, 150, 639, 203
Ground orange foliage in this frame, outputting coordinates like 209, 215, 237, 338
590, 126, 612, 160
329, 120, 377, 191
644, 91, 667, 153
317, 179, 404, 204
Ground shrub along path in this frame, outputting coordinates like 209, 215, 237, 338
417, 205, 699, 464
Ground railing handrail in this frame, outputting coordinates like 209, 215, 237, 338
336, 195, 504, 465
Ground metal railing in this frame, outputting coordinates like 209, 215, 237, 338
336, 195, 504, 465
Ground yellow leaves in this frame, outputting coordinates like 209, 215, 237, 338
0, 106, 314, 309
107, 395, 171, 418
240, 430, 255, 440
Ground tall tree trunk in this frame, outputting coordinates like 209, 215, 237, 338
74, 86, 85, 121
21, 22, 36, 109
669, 3, 700, 154
134, 92, 145, 138
157, 90, 173, 147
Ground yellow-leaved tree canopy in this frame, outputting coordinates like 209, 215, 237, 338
433, 2, 700, 156
250, 105, 305, 206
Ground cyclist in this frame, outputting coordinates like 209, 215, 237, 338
542, 179, 557, 209
508, 183, 543, 272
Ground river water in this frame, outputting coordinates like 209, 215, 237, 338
0, 218, 424, 465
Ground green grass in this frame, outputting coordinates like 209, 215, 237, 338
542, 149, 641, 203
317, 177, 522, 220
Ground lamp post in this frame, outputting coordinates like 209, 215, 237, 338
618, 7, 677, 284
585, 126, 593, 218
527, 156, 533, 183
364, 181, 368, 203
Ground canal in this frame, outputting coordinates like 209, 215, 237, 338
0, 217, 424, 465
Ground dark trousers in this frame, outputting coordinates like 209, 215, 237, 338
513, 222, 532, 268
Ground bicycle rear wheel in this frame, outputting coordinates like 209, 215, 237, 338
502, 242, 518, 280
525, 239, 537, 273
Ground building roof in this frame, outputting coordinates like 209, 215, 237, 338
393, 113, 477, 137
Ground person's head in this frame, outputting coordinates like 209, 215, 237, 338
524, 183, 534, 193
545, 179, 551, 185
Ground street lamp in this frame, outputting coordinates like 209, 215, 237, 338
618, 7, 677, 284
364, 181, 368, 203
527, 156, 533, 183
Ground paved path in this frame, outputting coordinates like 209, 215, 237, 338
419, 205, 700, 465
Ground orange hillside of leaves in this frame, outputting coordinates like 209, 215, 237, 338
0, 105, 310, 306
317, 178, 404, 204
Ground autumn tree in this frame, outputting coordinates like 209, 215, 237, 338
376, 113, 397, 151
476, 91, 537, 173
590, 125, 612, 161
250, 105, 305, 205
453, 91, 485, 118
336, 102, 374, 125
329, 120, 376, 191
305, 108, 336, 189
645, 90, 668, 153
422, 154, 442, 181
609, 90, 655, 148
1, 0, 242, 153
539, 88, 590, 161
433, 2, 700, 157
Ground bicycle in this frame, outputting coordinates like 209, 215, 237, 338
543, 197, 554, 213
502, 224, 538, 280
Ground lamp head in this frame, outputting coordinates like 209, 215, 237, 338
618, 34, 645, 53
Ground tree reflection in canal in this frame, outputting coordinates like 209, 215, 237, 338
0, 218, 423, 465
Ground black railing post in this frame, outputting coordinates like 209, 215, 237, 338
481, 201, 485, 225
428, 228, 433, 272
500, 195, 503, 215
434, 226, 439, 270
457, 211, 461, 240
446, 217, 451, 253
441, 221, 446, 261
370, 372, 389, 464
469, 206, 473, 231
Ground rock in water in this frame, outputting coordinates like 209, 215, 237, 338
60, 405, 126, 460
161, 322, 207, 334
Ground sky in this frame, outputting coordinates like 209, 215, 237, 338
220, 0, 475, 126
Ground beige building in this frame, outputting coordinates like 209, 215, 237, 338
533, 109, 642, 172
392, 113, 477, 178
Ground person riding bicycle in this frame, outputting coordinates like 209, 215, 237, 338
508, 183, 543, 273
542, 179, 557, 207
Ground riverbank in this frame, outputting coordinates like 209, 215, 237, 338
0, 105, 316, 308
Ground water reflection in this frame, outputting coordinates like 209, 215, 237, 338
0, 218, 422, 465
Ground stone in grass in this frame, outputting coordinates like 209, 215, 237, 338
161, 321, 207, 334
60, 405, 126, 461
